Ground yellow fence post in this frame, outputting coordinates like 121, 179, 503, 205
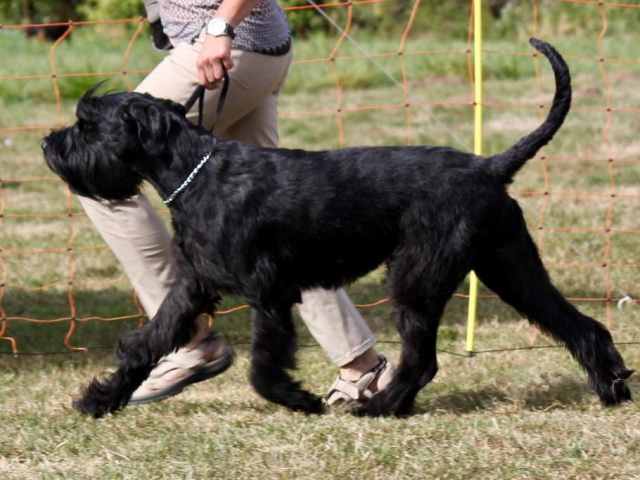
466, 0, 482, 360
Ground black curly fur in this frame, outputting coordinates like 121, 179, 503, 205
43, 39, 632, 418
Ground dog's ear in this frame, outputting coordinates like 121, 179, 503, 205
124, 95, 185, 157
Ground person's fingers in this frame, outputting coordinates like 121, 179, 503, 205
196, 36, 232, 89
212, 60, 224, 83
204, 62, 221, 89
197, 64, 219, 90
222, 56, 234, 70
197, 66, 206, 87
205, 62, 215, 83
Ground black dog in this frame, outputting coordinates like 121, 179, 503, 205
43, 39, 632, 418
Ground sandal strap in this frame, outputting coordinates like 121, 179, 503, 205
129, 333, 233, 404
146, 333, 224, 380
326, 377, 367, 401
324, 356, 392, 407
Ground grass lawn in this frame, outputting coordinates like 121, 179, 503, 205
1, 9, 640, 479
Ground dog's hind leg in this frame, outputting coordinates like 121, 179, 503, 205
249, 294, 324, 414
473, 224, 633, 406
73, 275, 216, 417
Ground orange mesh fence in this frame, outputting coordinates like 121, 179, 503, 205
0, 0, 638, 355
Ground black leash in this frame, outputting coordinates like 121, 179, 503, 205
183, 69, 230, 133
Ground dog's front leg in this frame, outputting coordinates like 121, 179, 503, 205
73, 275, 216, 418
250, 299, 324, 414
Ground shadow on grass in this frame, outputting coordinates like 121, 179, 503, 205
413, 377, 597, 415
120, 377, 618, 419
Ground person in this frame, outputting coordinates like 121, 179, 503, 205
76, 0, 395, 409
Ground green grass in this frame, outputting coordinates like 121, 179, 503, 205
1, 342, 640, 478
1, 16, 640, 479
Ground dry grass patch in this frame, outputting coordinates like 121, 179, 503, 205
1, 31, 640, 478
1, 342, 639, 479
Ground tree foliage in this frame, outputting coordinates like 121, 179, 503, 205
3, 0, 640, 39
78, 0, 143, 22
1, 0, 81, 23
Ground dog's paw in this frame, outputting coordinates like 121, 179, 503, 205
598, 372, 634, 406
593, 370, 633, 406
349, 390, 414, 417
350, 399, 391, 418
348, 395, 391, 417
72, 397, 112, 418
71, 370, 138, 418
286, 390, 324, 415
72, 392, 130, 418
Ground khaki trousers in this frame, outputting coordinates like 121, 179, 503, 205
78, 30, 375, 366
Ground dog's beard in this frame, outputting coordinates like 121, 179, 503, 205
43, 127, 143, 201
41, 88, 197, 203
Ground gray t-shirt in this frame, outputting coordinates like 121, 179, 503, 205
161, 0, 291, 55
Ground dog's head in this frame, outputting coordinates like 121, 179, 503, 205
42, 85, 190, 201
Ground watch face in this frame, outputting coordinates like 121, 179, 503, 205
207, 18, 234, 39
208, 19, 225, 36
213, 21, 226, 35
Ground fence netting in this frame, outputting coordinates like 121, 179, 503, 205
0, 0, 638, 355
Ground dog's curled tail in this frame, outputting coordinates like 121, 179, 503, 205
488, 38, 572, 184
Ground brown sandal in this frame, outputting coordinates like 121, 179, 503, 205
324, 356, 396, 410
129, 332, 233, 405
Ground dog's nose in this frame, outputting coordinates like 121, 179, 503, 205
41, 139, 48, 150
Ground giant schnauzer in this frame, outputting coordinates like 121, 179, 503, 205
43, 39, 633, 418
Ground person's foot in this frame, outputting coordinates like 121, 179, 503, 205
129, 331, 233, 405
323, 356, 396, 410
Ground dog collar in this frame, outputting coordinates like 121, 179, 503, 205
163, 142, 216, 205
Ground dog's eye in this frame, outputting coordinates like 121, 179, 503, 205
79, 121, 95, 132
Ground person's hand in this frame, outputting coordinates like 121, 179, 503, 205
196, 35, 234, 90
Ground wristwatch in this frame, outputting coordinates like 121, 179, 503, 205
206, 18, 235, 40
